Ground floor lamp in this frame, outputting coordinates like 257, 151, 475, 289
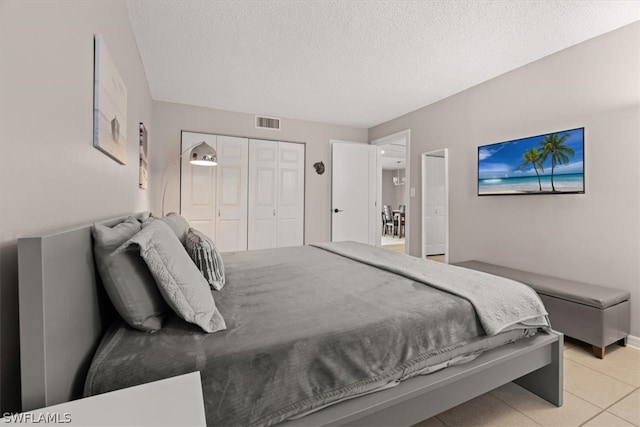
161, 141, 217, 216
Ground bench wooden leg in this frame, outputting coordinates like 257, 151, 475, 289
618, 337, 627, 347
592, 345, 605, 359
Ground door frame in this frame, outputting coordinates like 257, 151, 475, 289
421, 149, 449, 262
371, 129, 411, 253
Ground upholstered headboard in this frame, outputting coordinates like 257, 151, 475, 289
17, 213, 145, 411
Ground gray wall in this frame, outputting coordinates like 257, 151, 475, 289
151, 101, 368, 244
0, 1, 153, 412
369, 23, 640, 338
381, 170, 406, 211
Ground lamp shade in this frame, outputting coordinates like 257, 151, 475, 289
161, 141, 217, 216
190, 142, 217, 166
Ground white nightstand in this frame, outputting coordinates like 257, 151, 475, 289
2, 372, 206, 426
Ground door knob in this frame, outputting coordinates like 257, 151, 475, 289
334, 208, 343, 213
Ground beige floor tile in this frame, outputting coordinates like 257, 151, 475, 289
564, 343, 640, 388
609, 389, 640, 426
564, 359, 635, 408
412, 416, 447, 427
436, 393, 540, 426
491, 382, 600, 426
582, 411, 637, 427
383, 244, 406, 254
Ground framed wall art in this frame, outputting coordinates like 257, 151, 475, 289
93, 34, 127, 164
139, 123, 148, 189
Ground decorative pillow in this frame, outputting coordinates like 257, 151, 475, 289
153, 213, 190, 245
118, 220, 226, 333
185, 228, 226, 290
91, 217, 168, 332
136, 211, 151, 222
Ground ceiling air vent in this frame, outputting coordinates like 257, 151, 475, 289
255, 116, 281, 130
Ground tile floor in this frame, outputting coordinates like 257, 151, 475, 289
383, 244, 406, 254
414, 338, 640, 427
382, 236, 405, 246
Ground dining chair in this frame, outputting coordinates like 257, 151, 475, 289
396, 205, 406, 238
382, 205, 394, 236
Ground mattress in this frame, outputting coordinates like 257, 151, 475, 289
85, 245, 543, 427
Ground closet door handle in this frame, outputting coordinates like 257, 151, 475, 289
218, 209, 221, 217
273, 210, 276, 217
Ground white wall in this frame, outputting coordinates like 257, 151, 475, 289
0, 1, 153, 412
151, 101, 368, 244
369, 23, 640, 338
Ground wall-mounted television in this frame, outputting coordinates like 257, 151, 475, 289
478, 127, 584, 196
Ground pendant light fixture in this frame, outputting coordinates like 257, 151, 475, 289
393, 161, 405, 186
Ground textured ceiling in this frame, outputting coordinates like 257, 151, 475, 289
126, 1, 640, 128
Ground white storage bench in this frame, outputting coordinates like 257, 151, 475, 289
454, 261, 630, 359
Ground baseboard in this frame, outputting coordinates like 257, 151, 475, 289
627, 334, 640, 349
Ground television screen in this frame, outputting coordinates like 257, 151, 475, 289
478, 127, 584, 196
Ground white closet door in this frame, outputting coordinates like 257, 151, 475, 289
276, 142, 304, 247
215, 136, 248, 252
180, 132, 216, 239
248, 139, 278, 250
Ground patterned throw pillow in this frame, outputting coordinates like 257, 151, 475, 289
185, 228, 226, 291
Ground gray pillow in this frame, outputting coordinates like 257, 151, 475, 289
136, 211, 151, 222
118, 220, 226, 333
185, 228, 225, 291
149, 213, 190, 245
91, 217, 168, 332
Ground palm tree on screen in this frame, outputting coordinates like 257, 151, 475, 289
519, 148, 544, 191
539, 133, 574, 192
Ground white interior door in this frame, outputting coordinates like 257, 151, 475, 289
215, 136, 248, 252
277, 142, 305, 247
180, 132, 216, 239
424, 154, 447, 256
248, 139, 278, 250
331, 141, 377, 245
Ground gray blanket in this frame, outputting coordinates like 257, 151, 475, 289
85, 245, 543, 426
313, 242, 550, 335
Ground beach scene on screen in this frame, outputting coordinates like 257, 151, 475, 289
478, 128, 584, 195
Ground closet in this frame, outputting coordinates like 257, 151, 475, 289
180, 132, 304, 252
248, 139, 305, 250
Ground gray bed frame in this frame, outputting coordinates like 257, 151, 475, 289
18, 214, 563, 425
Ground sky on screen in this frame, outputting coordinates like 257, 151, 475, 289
478, 128, 584, 179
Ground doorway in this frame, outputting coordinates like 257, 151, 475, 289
422, 149, 449, 263
371, 130, 411, 254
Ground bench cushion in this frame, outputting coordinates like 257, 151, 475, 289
454, 261, 630, 310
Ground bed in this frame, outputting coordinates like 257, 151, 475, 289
18, 213, 563, 426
